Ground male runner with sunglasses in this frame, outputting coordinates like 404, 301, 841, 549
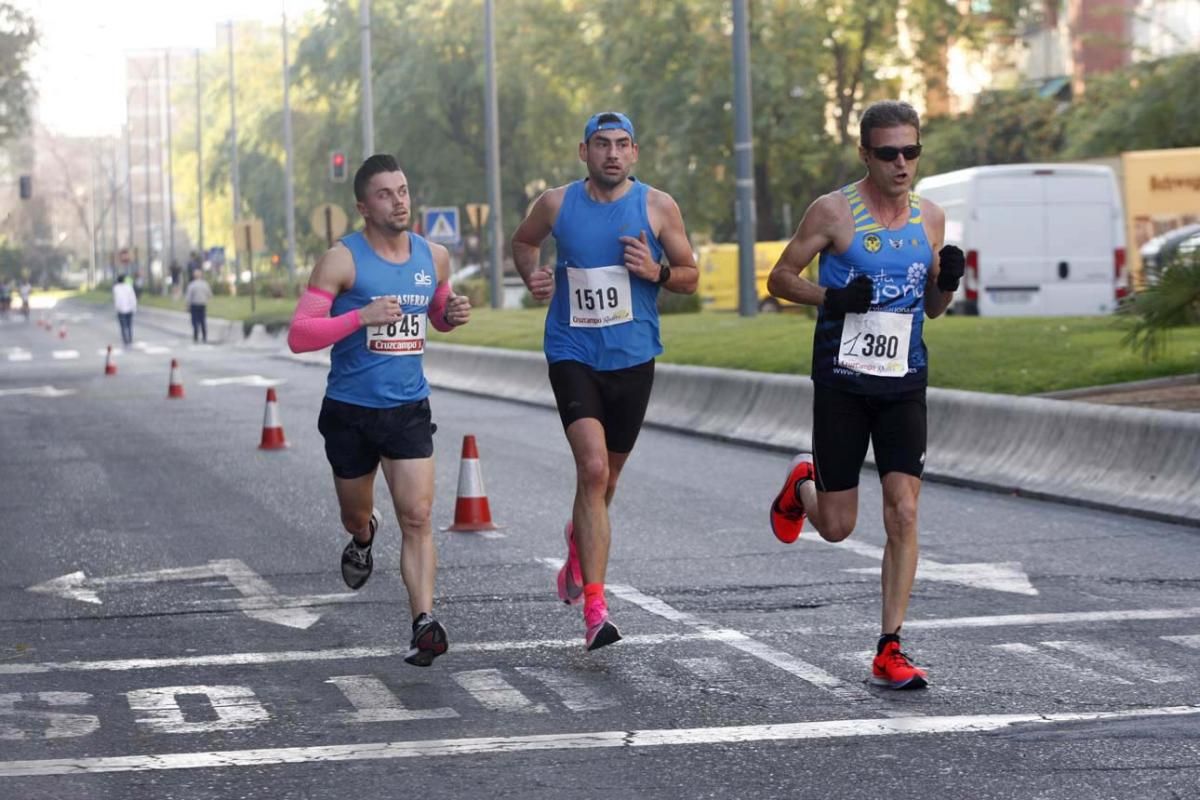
511, 111, 698, 651
765, 100, 965, 690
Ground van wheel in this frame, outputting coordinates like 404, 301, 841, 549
758, 297, 781, 313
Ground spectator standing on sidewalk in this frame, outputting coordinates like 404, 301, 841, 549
113, 274, 137, 346
184, 269, 213, 343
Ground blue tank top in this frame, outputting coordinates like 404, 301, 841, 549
812, 184, 933, 394
327, 231, 436, 408
544, 179, 665, 371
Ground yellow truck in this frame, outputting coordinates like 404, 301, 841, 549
697, 241, 818, 312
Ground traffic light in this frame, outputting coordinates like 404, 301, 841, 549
329, 151, 347, 182
18, 175, 31, 200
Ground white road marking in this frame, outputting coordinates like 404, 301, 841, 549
0, 692, 99, 740
6, 350, 31, 361
452, 669, 548, 714
674, 657, 739, 685
1041, 640, 1185, 684
325, 676, 458, 723
992, 643, 1134, 685
26, 560, 357, 629
0, 706, 1196, 777
606, 582, 871, 704
537, 559, 862, 700
1162, 634, 1200, 650
835, 539, 1037, 596
0, 633, 715, 676
0, 386, 76, 398
199, 375, 285, 387
908, 606, 1200, 630
125, 686, 269, 735
516, 667, 620, 712
51, 350, 80, 360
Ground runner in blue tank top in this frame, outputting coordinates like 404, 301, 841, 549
511, 112, 699, 651
286, 155, 472, 668
764, 101, 966, 690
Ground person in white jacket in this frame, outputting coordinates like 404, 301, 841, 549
112, 274, 137, 345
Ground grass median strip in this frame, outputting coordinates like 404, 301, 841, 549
71, 292, 1199, 395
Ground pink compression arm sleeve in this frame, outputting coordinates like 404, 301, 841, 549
429, 282, 454, 332
287, 287, 361, 353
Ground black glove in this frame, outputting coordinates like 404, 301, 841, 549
937, 245, 965, 293
823, 275, 873, 315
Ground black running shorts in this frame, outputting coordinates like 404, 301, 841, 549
811, 381, 926, 492
318, 396, 434, 479
547, 359, 655, 454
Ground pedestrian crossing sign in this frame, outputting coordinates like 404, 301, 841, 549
423, 207, 461, 245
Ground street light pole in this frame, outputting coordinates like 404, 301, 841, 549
228, 21, 241, 275
732, 0, 757, 317
360, 0, 375, 158
484, 0, 503, 309
282, 8, 297, 279
143, 67, 153, 293
164, 50, 176, 284
195, 49, 204, 260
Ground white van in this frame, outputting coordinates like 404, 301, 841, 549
915, 164, 1128, 316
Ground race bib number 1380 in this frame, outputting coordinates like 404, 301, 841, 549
837, 311, 912, 378
367, 311, 427, 356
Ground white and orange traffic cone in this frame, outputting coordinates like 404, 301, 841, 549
104, 345, 118, 376
258, 387, 287, 450
58, 325, 67, 339
166, 359, 185, 398
444, 435, 500, 532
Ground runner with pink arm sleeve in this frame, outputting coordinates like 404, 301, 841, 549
288, 154, 471, 668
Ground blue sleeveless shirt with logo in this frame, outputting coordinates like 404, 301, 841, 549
327, 231, 436, 407
812, 184, 933, 394
544, 179, 665, 371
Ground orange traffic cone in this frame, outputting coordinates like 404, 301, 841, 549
58, 325, 67, 339
104, 345, 118, 376
166, 359, 185, 398
258, 387, 287, 450
444, 435, 500, 532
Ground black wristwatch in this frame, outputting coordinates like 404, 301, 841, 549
657, 264, 671, 285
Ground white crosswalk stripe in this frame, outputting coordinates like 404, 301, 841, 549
993, 643, 1134, 685
516, 667, 619, 712
1162, 634, 1200, 650
452, 669, 548, 714
1040, 640, 1185, 684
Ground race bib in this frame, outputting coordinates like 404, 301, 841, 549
837, 311, 912, 378
366, 311, 427, 356
566, 266, 634, 328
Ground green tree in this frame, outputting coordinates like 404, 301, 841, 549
0, 3, 37, 144
920, 89, 1065, 175
1062, 52, 1200, 158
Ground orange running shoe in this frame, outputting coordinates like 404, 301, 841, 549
870, 638, 928, 690
770, 452, 814, 544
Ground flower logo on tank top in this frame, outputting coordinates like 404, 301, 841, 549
414, 270, 432, 287
863, 234, 882, 254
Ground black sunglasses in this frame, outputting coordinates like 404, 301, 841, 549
869, 144, 922, 161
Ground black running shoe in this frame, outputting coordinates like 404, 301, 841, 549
340, 508, 379, 590
405, 613, 449, 667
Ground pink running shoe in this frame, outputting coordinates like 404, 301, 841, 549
556, 521, 584, 605
584, 602, 621, 651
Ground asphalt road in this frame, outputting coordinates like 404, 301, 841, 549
2, 301, 1198, 800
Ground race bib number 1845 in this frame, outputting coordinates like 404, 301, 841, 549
367, 311, 427, 356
